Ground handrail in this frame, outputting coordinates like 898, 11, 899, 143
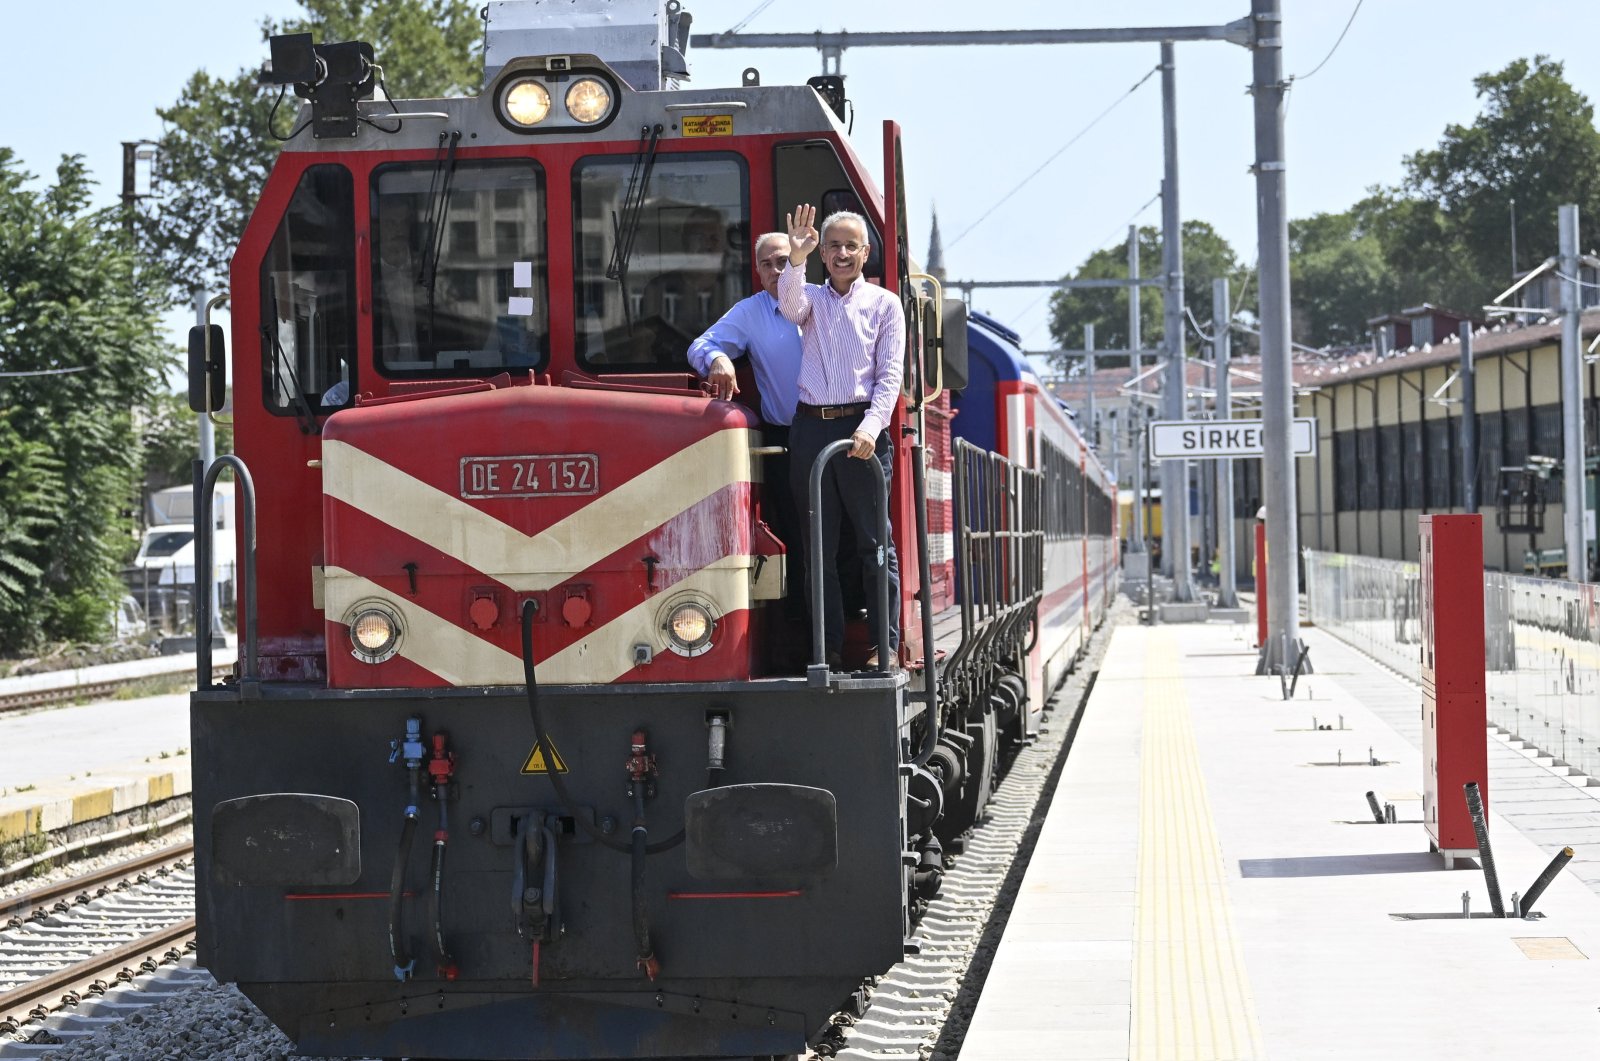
196, 456, 258, 689
806, 438, 892, 687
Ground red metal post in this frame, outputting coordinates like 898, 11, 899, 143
1419, 514, 1487, 861
1254, 522, 1268, 647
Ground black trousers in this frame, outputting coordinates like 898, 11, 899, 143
788, 414, 901, 655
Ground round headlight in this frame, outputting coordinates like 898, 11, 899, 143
503, 78, 552, 126
565, 78, 612, 124
665, 601, 714, 656
349, 606, 401, 663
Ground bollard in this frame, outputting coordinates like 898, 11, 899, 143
1461, 891, 1471, 919
1365, 791, 1385, 823
1463, 781, 1505, 917
1519, 846, 1574, 917
1385, 803, 1397, 824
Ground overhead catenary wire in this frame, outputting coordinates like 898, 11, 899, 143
725, 0, 780, 35
1290, 0, 1365, 83
948, 64, 1160, 249
0, 366, 91, 378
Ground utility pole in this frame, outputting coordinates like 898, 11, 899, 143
1559, 203, 1586, 580
1128, 225, 1145, 554
1251, 0, 1304, 674
1214, 277, 1238, 608
1160, 43, 1194, 601
1084, 323, 1096, 448
1460, 320, 1477, 514
194, 287, 220, 641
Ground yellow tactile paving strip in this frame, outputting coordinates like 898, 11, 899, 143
1132, 628, 1264, 1060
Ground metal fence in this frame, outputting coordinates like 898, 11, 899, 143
1305, 549, 1600, 780
122, 560, 237, 638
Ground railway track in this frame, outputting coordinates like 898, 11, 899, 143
0, 662, 231, 716
0, 844, 199, 1053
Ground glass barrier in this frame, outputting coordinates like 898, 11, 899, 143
1303, 550, 1421, 682
1304, 548, 1600, 780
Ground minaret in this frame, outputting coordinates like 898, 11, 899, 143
926, 205, 946, 281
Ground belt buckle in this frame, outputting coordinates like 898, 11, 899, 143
822, 406, 841, 419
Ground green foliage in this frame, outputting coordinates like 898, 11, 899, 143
140, 386, 233, 490
1400, 56, 1600, 309
1046, 222, 1255, 368
0, 150, 167, 652
142, 0, 482, 299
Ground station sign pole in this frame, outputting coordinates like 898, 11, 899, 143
1250, 0, 1303, 675
1214, 277, 1237, 608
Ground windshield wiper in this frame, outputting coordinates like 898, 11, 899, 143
605, 123, 663, 334
415, 130, 462, 338
260, 308, 321, 437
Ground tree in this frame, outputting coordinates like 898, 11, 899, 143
140, 387, 234, 491
142, 0, 483, 299
1288, 199, 1409, 348
0, 150, 168, 651
1400, 56, 1600, 310
1046, 222, 1254, 369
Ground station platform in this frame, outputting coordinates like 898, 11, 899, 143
0, 684, 200, 853
962, 621, 1600, 1060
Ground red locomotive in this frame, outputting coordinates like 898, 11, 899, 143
188, 4, 1116, 1058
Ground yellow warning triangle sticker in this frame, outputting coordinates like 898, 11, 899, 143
520, 738, 569, 774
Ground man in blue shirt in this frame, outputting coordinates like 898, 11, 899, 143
687, 232, 802, 424
688, 233, 805, 616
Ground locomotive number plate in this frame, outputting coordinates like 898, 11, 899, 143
459, 454, 599, 499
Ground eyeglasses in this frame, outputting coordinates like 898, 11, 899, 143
824, 241, 864, 254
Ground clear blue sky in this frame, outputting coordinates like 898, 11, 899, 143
5, 1, 1598, 353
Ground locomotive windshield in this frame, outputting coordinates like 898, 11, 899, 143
371, 160, 549, 376
572, 153, 748, 371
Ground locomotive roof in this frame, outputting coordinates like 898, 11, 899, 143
275, 54, 848, 155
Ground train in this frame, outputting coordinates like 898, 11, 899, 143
185, 4, 1116, 1058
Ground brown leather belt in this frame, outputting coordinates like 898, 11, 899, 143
796, 401, 870, 420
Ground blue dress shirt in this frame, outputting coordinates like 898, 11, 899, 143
686, 291, 803, 426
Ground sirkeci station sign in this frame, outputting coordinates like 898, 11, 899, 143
1148, 418, 1317, 460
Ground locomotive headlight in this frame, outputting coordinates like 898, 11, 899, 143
502, 78, 552, 126
564, 78, 612, 124
663, 600, 715, 657
348, 604, 402, 663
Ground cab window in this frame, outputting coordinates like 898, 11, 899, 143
572, 153, 749, 371
371, 160, 549, 376
260, 165, 356, 417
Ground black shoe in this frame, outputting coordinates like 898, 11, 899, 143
826, 649, 844, 670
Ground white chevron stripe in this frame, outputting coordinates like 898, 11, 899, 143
325, 555, 753, 685
926, 467, 952, 502
322, 431, 754, 593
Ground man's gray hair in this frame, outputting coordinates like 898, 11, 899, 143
753, 231, 789, 258
820, 211, 870, 246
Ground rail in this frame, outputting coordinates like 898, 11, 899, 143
1304, 548, 1600, 780
195, 456, 258, 689
943, 439, 1044, 708
806, 438, 893, 686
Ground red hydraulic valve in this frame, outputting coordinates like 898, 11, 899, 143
428, 731, 457, 787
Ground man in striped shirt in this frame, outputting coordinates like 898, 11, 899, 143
778, 203, 905, 669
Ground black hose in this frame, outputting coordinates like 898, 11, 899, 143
389, 792, 418, 981
1520, 846, 1574, 916
631, 786, 658, 978
519, 601, 682, 855
1464, 781, 1505, 917
429, 796, 456, 979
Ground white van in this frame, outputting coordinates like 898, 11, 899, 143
131, 485, 238, 589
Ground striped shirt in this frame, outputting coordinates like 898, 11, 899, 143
777, 262, 905, 440
685, 291, 802, 426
